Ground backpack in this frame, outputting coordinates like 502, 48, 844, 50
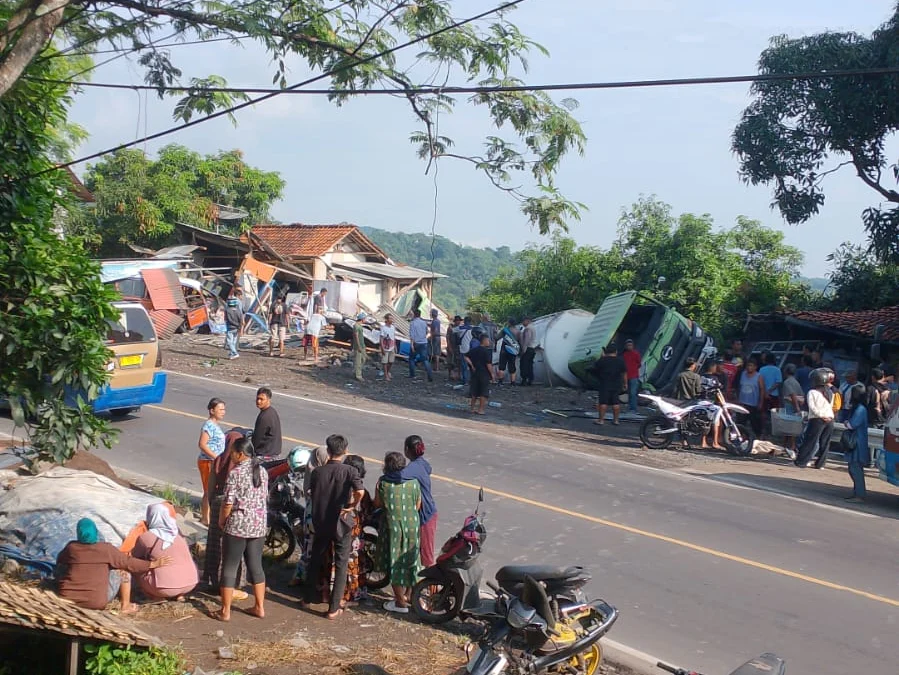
459, 329, 473, 355
501, 328, 520, 355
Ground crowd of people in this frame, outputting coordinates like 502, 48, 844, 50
54, 386, 439, 623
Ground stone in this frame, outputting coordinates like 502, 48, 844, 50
215, 629, 225, 638
330, 644, 351, 655
1, 558, 20, 576
287, 634, 311, 650
217, 646, 236, 660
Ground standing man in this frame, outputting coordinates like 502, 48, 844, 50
380, 314, 397, 382
408, 309, 433, 382
301, 434, 365, 620
674, 357, 702, 401
496, 318, 520, 386
445, 316, 462, 381
838, 370, 858, 422
268, 295, 287, 358
465, 334, 496, 415
252, 387, 282, 458
224, 290, 244, 360
456, 316, 474, 385
518, 317, 537, 386
428, 309, 441, 372
730, 339, 745, 367
796, 354, 814, 395
352, 312, 367, 382
795, 369, 835, 469
312, 288, 328, 315
479, 313, 498, 355
621, 339, 642, 414
589, 343, 627, 426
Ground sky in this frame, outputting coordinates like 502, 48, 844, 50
65, 0, 899, 276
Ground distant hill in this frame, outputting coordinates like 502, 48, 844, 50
361, 227, 519, 313
799, 276, 831, 293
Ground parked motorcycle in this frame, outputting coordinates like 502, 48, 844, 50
656, 652, 785, 675
359, 508, 390, 590
262, 446, 309, 561
462, 574, 618, 675
412, 489, 591, 625
638, 389, 754, 456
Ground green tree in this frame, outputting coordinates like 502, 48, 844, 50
825, 243, 899, 311
0, 52, 119, 465
733, 5, 899, 263
2, 0, 586, 231
360, 226, 520, 314
77, 144, 285, 255
472, 197, 814, 340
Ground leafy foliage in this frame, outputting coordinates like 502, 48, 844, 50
84, 644, 184, 675
360, 226, 519, 314
733, 5, 899, 263
825, 243, 899, 311
471, 197, 816, 340
3, 0, 586, 232
0, 50, 119, 466
74, 144, 285, 256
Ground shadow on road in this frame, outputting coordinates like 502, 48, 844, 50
693, 470, 899, 519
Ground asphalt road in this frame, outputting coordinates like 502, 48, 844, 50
96, 372, 899, 675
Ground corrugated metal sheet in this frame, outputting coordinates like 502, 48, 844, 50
149, 308, 184, 339
141, 268, 187, 310
0, 581, 159, 646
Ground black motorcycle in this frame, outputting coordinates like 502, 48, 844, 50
262, 448, 308, 561
463, 575, 618, 675
656, 653, 786, 675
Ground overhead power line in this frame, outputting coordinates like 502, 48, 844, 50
27, 65, 899, 96
35, 0, 526, 176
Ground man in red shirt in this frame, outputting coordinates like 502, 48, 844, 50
622, 339, 642, 414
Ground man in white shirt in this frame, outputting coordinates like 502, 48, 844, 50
380, 314, 397, 382
795, 368, 835, 469
304, 311, 326, 361
408, 308, 433, 381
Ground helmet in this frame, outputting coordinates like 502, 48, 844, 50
809, 368, 832, 388
287, 445, 312, 471
356, 312, 366, 321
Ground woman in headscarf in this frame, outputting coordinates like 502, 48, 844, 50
289, 445, 330, 586
56, 518, 171, 613
130, 503, 199, 600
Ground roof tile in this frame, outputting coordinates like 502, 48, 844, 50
250, 224, 358, 258
788, 306, 899, 342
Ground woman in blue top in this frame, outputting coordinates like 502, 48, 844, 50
843, 384, 870, 503
381, 435, 438, 567
197, 398, 227, 525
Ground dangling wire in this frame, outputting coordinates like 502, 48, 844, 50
428, 70, 451, 302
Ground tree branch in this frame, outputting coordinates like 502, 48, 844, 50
853, 157, 899, 203
0, 0, 70, 98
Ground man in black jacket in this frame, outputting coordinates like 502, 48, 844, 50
252, 387, 282, 458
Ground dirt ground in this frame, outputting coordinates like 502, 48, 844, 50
125, 563, 632, 675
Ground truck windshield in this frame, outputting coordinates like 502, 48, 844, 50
106, 307, 156, 344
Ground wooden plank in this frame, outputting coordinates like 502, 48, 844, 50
67, 639, 79, 675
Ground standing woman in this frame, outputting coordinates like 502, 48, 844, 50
197, 398, 227, 525
843, 384, 870, 503
375, 452, 421, 614
737, 358, 766, 439
381, 435, 437, 567
216, 437, 268, 621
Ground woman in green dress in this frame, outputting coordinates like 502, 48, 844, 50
375, 451, 422, 613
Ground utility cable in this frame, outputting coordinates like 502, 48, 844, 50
33, 0, 526, 177
30, 64, 899, 96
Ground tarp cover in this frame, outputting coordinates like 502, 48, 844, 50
0, 468, 161, 573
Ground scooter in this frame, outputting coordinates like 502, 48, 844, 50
463, 575, 618, 675
656, 653, 785, 675
411, 489, 592, 625
262, 446, 309, 561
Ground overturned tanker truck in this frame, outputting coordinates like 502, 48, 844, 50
568, 291, 715, 394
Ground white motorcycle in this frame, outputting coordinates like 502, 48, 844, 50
638, 389, 754, 456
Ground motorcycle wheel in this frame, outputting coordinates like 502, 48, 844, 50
264, 520, 296, 561
410, 577, 464, 624
568, 642, 602, 675
725, 424, 755, 456
639, 416, 674, 449
360, 532, 390, 590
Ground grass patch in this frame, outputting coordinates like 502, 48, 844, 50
151, 484, 193, 510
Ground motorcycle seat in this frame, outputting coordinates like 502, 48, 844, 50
495, 565, 586, 583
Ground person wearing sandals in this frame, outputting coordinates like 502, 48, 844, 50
197, 398, 227, 525
843, 384, 870, 503
290, 445, 330, 587
375, 452, 422, 614
216, 437, 268, 621
301, 434, 365, 620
